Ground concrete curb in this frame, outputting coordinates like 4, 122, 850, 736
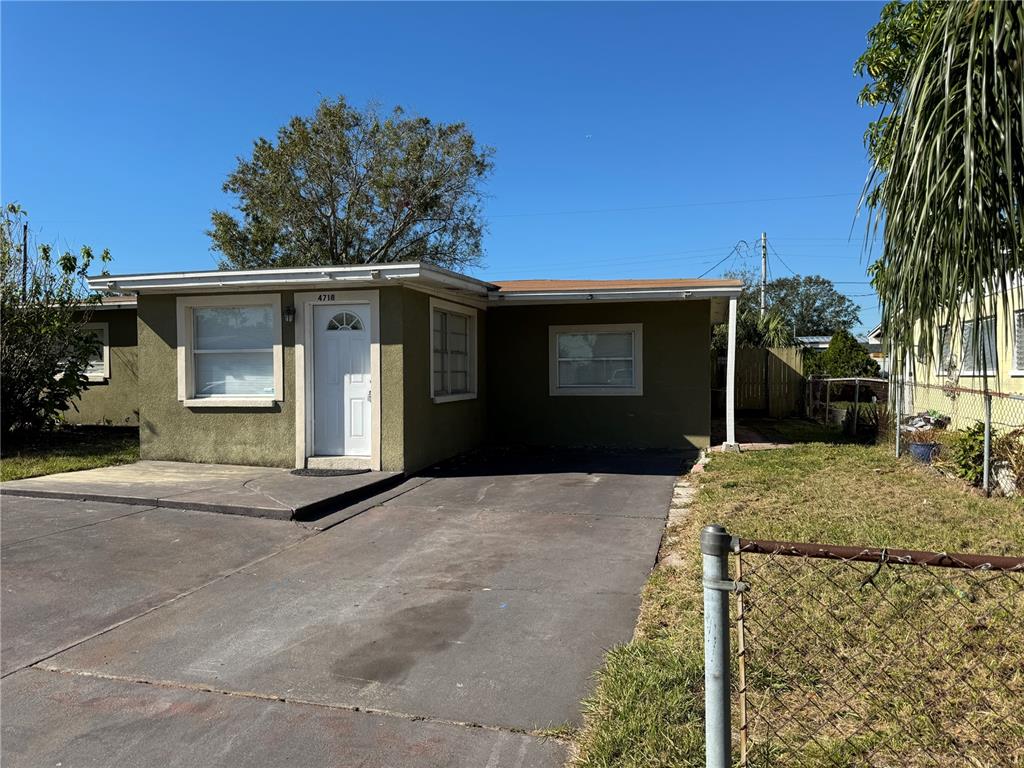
0, 472, 409, 522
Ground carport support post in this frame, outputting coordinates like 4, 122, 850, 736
725, 296, 737, 447
702, 524, 733, 768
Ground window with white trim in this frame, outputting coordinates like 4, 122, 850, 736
429, 298, 477, 402
549, 324, 643, 396
177, 294, 283, 405
1015, 310, 1024, 373
961, 316, 998, 376
83, 322, 109, 381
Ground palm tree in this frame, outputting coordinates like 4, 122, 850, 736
865, 1, 1023, 377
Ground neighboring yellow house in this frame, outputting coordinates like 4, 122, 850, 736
900, 283, 1024, 431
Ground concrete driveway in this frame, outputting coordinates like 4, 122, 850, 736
1, 451, 680, 767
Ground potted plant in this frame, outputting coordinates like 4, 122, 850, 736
906, 428, 941, 463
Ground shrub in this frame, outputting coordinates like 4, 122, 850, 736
947, 422, 986, 486
0, 203, 110, 435
813, 328, 882, 378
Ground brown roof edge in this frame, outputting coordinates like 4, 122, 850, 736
492, 278, 744, 293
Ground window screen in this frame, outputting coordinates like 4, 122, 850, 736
555, 331, 636, 389
84, 325, 108, 378
432, 308, 471, 397
1015, 311, 1024, 371
192, 306, 274, 397
962, 317, 998, 376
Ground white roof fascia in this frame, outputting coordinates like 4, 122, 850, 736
86, 262, 493, 296
488, 286, 742, 304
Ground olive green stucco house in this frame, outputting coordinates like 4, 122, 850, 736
81, 263, 743, 472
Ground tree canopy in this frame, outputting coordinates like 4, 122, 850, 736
762, 275, 861, 337
854, 0, 944, 184
859, 2, 1023, 376
804, 328, 881, 379
209, 97, 494, 271
724, 268, 861, 337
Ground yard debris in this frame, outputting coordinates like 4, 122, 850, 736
900, 412, 951, 433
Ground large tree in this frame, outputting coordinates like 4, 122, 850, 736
859, 2, 1023, 375
854, 0, 944, 195
724, 268, 861, 337
766, 275, 861, 337
1, 204, 110, 435
209, 97, 494, 270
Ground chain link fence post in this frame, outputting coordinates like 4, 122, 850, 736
853, 377, 860, 436
701, 524, 734, 768
983, 392, 992, 496
894, 375, 902, 458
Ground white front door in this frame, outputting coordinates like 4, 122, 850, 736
312, 304, 372, 457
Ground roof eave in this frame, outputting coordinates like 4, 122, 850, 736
86, 262, 494, 296
489, 286, 743, 304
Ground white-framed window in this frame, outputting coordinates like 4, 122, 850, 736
935, 325, 952, 376
429, 297, 477, 403
549, 323, 643, 396
83, 322, 109, 381
176, 293, 283, 407
961, 316, 998, 377
1013, 310, 1024, 376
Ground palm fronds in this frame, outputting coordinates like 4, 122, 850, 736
865, 1, 1024, 378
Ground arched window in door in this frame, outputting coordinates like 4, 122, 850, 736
326, 311, 364, 331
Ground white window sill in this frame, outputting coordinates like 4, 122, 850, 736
432, 392, 477, 404
182, 398, 279, 409
1010, 370, 1024, 378
550, 388, 643, 397
85, 375, 108, 383
958, 372, 999, 378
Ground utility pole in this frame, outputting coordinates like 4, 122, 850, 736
22, 222, 28, 301
759, 231, 767, 317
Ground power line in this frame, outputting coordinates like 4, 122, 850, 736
490, 192, 859, 219
766, 238, 798, 277
698, 240, 750, 279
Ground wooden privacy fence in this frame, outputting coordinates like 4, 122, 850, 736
733, 347, 804, 417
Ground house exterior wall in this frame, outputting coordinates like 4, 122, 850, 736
134, 285, 483, 472
902, 287, 1024, 431
137, 293, 297, 467
64, 308, 139, 426
486, 300, 711, 451
400, 289, 487, 472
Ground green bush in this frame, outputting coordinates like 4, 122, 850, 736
948, 422, 986, 486
1, 204, 110, 435
810, 329, 882, 378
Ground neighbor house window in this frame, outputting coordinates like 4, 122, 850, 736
176, 294, 283, 406
1014, 310, 1024, 375
549, 324, 643, 396
935, 325, 952, 376
429, 297, 477, 402
961, 316, 998, 376
83, 322, 109, 381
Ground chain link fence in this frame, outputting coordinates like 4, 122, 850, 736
700, 526, 1024, 768
892, 379, 1024, 495
806, 377, 890, 438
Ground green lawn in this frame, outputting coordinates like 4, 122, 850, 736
1, 426, 139, 482
573, 419, 1024, 768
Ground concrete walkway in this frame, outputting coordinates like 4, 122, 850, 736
0, 461, 404, 520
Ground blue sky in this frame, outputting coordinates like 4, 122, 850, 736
2, 1, 884, 331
